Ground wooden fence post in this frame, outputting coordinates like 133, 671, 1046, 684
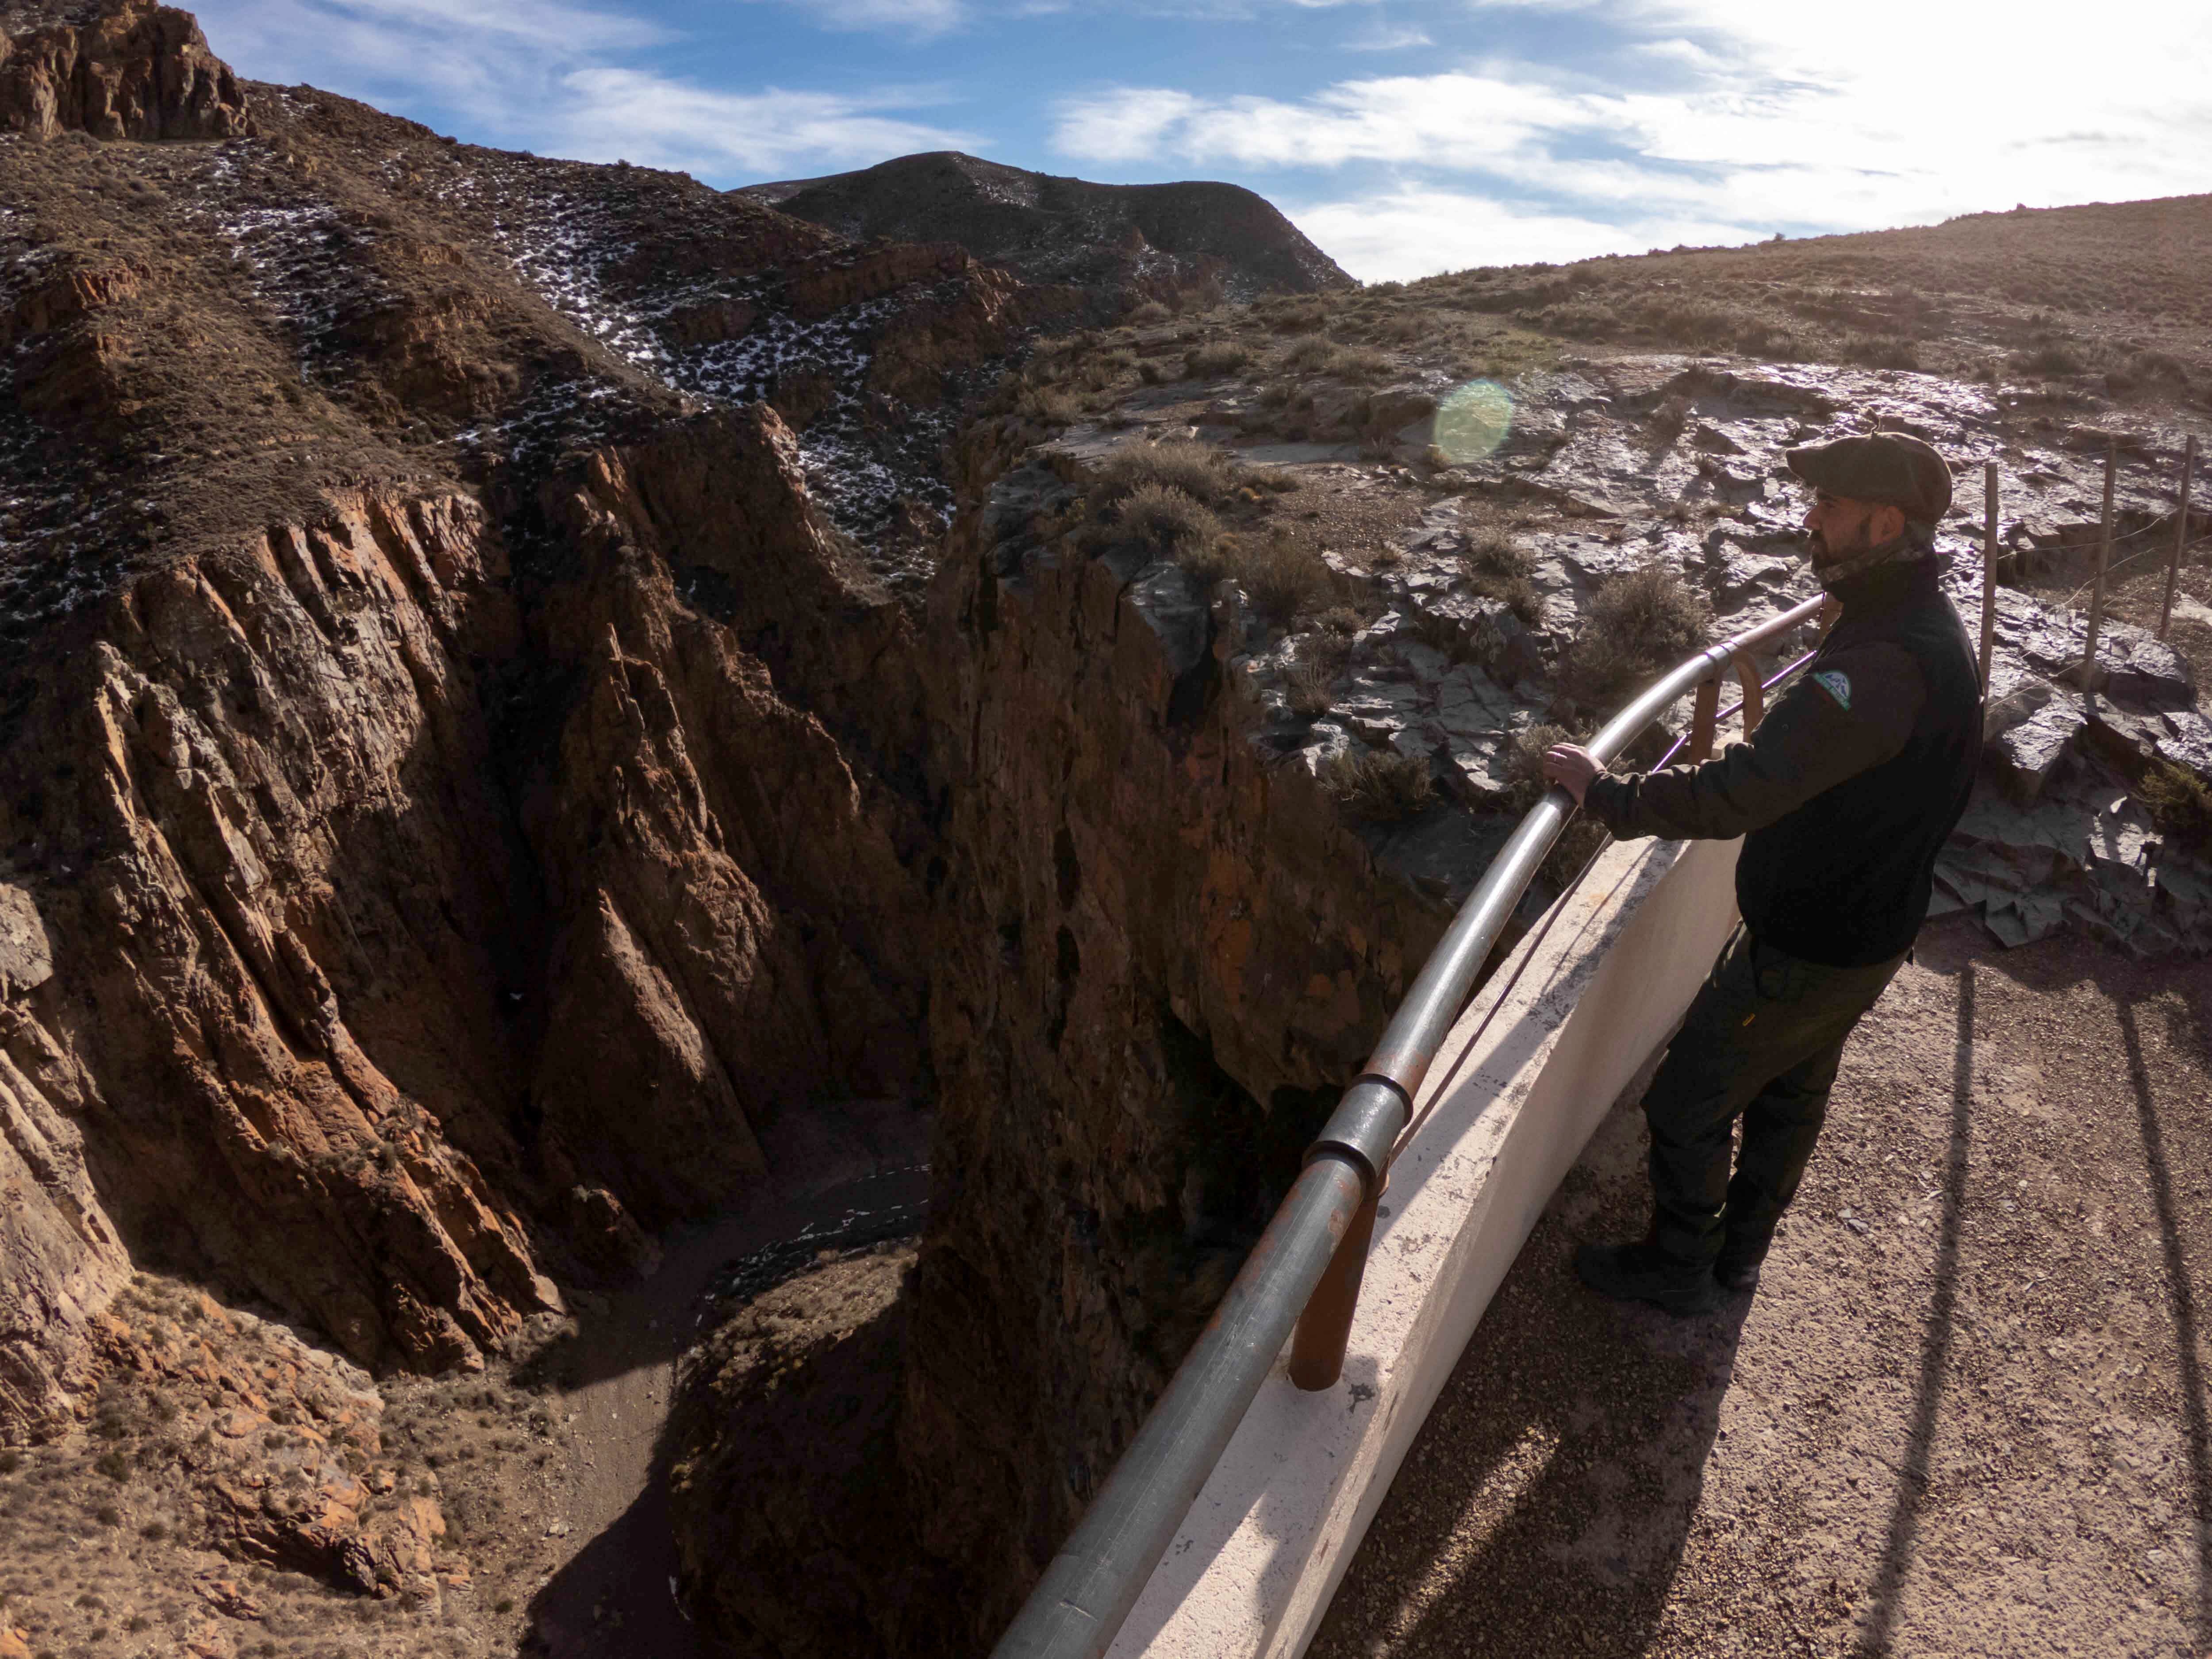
1979, 460, 1999, 695
2161, 434, 2198, 640
2081, 439, 2116, 690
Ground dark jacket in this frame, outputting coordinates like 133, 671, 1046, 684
1584, 558, 1983, 967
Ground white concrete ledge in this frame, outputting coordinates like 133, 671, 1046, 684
1109, 833, 1744, 1659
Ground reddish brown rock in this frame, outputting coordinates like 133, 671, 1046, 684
0, 0, 251, 140
894, 423, 1455, 1636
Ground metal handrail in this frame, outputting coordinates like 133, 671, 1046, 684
990, 591, 1829, 1659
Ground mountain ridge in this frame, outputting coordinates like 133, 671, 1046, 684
739, 148, 1353, 309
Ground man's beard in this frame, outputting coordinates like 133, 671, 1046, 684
1807, 527, 1855, 569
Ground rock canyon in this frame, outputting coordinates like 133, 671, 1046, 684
0, 5, 2209, 1657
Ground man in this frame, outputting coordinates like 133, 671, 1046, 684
1541, 431, 1983, 1316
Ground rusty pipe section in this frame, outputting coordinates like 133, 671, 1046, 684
990, 591, 1827, 1659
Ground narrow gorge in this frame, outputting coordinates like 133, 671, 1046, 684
4, 6, 2211, 1658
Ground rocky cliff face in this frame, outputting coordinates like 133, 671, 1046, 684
891, 418, 1490, 1639
0, 0, 250, 142
0, 5, 995, 1458
0, 398, 938, 1440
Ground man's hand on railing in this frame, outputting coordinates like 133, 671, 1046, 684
1541, 742, 1601, 806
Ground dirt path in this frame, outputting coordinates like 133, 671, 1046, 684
1311, 915, 2211, 1659
521, 1100, 933, 1659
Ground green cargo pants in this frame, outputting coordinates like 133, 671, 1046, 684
1644, 924, 1907, 1269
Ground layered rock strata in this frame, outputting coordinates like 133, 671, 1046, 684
892, 419, 1476, 1640
0, 0, 250, 141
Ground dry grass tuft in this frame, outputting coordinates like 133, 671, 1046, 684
1456, 531, 1543, 622
1186, 341, 1253, 377
1280, 338, 1394, 383
1559, 565, 1709, 710
1466, 530, 1532, 579
1321, 748, 1434, 820
1018, 386, 1082, 426
1233, 535, 1328, 622
1099, 438, 1234, 505
1117, 483, 1222, 559
1285, 655, 1339, 717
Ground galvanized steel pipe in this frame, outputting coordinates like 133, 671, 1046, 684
989, 591, 1826, 1659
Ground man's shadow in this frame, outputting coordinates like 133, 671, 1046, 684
1311, 1098, 1751, 1658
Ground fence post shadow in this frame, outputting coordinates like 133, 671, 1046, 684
2117, 996, 2212, 1650
1857, 962, 1973, 1656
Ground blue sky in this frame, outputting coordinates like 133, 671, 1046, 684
193, 0, 2212, 281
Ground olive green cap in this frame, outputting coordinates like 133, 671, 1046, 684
1784, 432, 1953, 525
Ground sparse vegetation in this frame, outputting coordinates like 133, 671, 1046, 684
1232, 535, 1328, 622
1186, 341, 1252, 377
1321, 747, 1435, 820
1279, 338, 1392, 382
1284, 657, 1337, 717
2141, 758, 2212, 852
2012, 341, 2085, 377
1098, 438, 1234, 505
1116, 483, 1222, 560
1017, 385, 1082, 426
1559, 565, 1709, 710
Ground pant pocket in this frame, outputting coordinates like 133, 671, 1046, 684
1748, 936, 1807, 1003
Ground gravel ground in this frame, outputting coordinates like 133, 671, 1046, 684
1311, 912, 2211, 1659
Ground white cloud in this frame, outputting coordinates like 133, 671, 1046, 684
1052, 0, 2212, 269
764, 0, 968, 35
1053, 88, 1206, 164
1344, 22, 1432, 49
1056, 73, 1620, 169
1288, 185, 1747, 280
556, 69, 974, 175
195, 0, 969, 182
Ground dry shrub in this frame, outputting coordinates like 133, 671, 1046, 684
1845, 334, 1922, 371
1285, 657, 1337, 717
1018, 385, 1082, 425
1099, 438, 1233, 505
1268, 301, 1328, 335
1128, 300, 1172, 324
2128, 349, 2191, 386
1507, 722, 1570, 793
1313, 603, 1369, 636
1488, 575, 1543, 624
1284, 341, 1392, 383
1322, 748, 1434, 820
1117, 483, 1221, 559
1187, 341, 1252, 377
2141, 759, 2212, 853
1233, 535, 1327, 622
1466, 530, 1532, 579
1559, 565, 1709, 710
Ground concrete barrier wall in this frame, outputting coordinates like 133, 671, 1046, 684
1108, 832, 1745, 1659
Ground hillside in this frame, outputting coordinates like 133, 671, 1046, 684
0, 6, 2207, 1659
740, 149, 1354, 311
1448, 192, 2212, 391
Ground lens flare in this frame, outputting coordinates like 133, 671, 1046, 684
1432, 379, 1514, 466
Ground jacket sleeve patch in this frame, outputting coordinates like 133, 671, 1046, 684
1812, 669, 1853, 710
